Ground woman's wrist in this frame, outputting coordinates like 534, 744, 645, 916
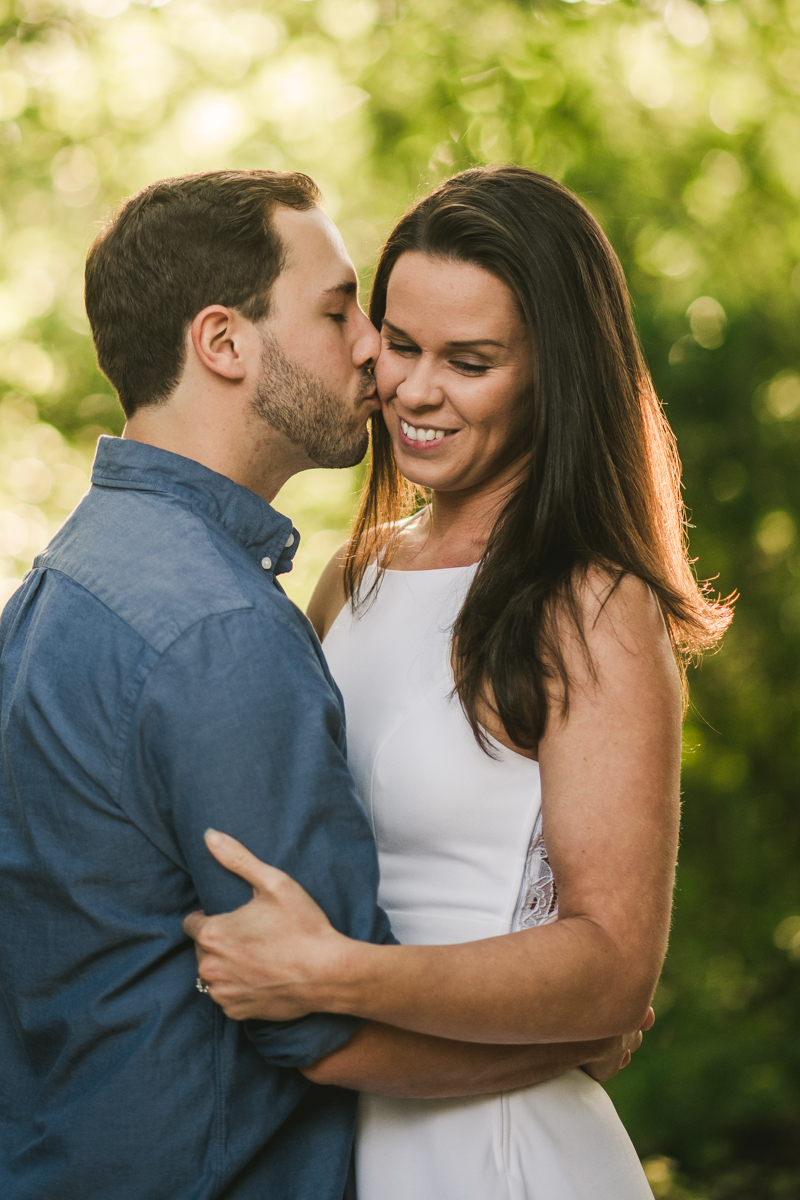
315, 933, 385, 1016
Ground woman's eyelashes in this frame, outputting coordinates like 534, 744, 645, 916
452, 360, 490, 376
386, 339, 419, 357
385, 340, 490, 376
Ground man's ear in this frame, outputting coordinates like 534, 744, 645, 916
190, 305, 249, 382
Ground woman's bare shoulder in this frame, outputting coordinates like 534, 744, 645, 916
549, 564, 679, 704
578, 566, 669, 650
556, 566, 681, 705
307, 512, 427, 641
575, 564, 660, 627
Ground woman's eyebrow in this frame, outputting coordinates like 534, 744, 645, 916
383, 319, 506, 349
382, 320, 416, 340
447, 338, 507, 349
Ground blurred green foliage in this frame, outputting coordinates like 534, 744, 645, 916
1, 0, 799, 1191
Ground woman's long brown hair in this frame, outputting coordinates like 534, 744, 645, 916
343, 166, 733, 752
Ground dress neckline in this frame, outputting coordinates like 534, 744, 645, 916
381, 562, 479, 575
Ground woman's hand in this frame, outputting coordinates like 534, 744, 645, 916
183, 829, 348, 1021
582, 1006, 655, 1083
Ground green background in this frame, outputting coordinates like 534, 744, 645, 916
0, 0, 798, 1194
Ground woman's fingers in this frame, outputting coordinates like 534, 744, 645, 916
183, 909, 208, 943
203, 829, 292, 897
179, 833, 345, 1022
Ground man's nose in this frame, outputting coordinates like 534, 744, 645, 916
353, 309, 381, 371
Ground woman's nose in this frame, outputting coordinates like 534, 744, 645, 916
393, 352, 443, 410
396, 361, 443, 410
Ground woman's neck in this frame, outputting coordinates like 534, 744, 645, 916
393, 459, 525, 571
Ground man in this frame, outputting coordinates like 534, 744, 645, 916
0, 170, 636, 1200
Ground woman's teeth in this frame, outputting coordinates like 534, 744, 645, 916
400, 419, 447, 442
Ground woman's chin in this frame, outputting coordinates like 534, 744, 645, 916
393, 458, 472, 496
392, 442, 449, 487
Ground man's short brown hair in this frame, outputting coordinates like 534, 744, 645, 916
85, 169, 321, 417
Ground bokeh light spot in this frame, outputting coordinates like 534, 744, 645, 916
687, 296, 726, 348
764, 372, 800, 420
0, 342, 55, 395
178, 91, 248, 150
0, 72, 27, 121
774, 915, 800, 957
639, 230, 696, 277
628, 60, 673, 109
8, 458, 53, 505
81, 0, 130, 17
317, 0, 377, 41
664, 0, 709, 48
756, 510, 797, 557
51, 145, 97, 193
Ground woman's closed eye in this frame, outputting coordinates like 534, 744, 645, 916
386, 340, 420, 356
386, 341, 490, 376
452, 360, 490, 376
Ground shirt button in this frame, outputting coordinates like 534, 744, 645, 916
285, 533, 295, 548
261, 557, 272, 570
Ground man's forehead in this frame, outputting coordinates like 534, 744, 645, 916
273, 205, 354, 283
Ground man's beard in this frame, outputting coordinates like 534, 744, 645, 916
251, 333, 372, 469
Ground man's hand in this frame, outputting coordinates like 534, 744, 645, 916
582, 1007, 655, 1083
183, 829, 346, 1021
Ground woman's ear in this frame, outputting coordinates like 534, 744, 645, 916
190, 305, 248, 381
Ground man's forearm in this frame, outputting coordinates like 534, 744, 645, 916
300, 1021, 618, 1099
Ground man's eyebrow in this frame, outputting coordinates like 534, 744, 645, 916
383, 319, 506, 349
321, 280, 358, 299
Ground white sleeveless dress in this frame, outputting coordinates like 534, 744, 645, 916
323, 564, 652, 1200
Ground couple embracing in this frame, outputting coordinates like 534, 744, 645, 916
0, 166, 729, 1199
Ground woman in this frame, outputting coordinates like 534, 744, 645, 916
194, 167, 731, 1198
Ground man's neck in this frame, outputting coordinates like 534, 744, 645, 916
123, 401, 310, 505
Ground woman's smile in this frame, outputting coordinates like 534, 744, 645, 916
397, 417, 458, 447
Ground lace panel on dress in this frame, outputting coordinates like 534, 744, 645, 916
511, 812, 559, 931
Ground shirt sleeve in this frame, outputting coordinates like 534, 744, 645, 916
121, 602, 394, 1069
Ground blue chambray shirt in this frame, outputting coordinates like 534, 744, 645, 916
0, 437, 393, 1200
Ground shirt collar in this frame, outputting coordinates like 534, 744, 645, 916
90, 437, 300, 577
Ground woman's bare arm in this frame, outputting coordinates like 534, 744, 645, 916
329, 573, 681, 1041
306, 544, 348, 641
184, 838, 653, 1095
299, 1019, 651, 1097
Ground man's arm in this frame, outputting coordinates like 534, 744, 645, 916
125, 604, 392, 1069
